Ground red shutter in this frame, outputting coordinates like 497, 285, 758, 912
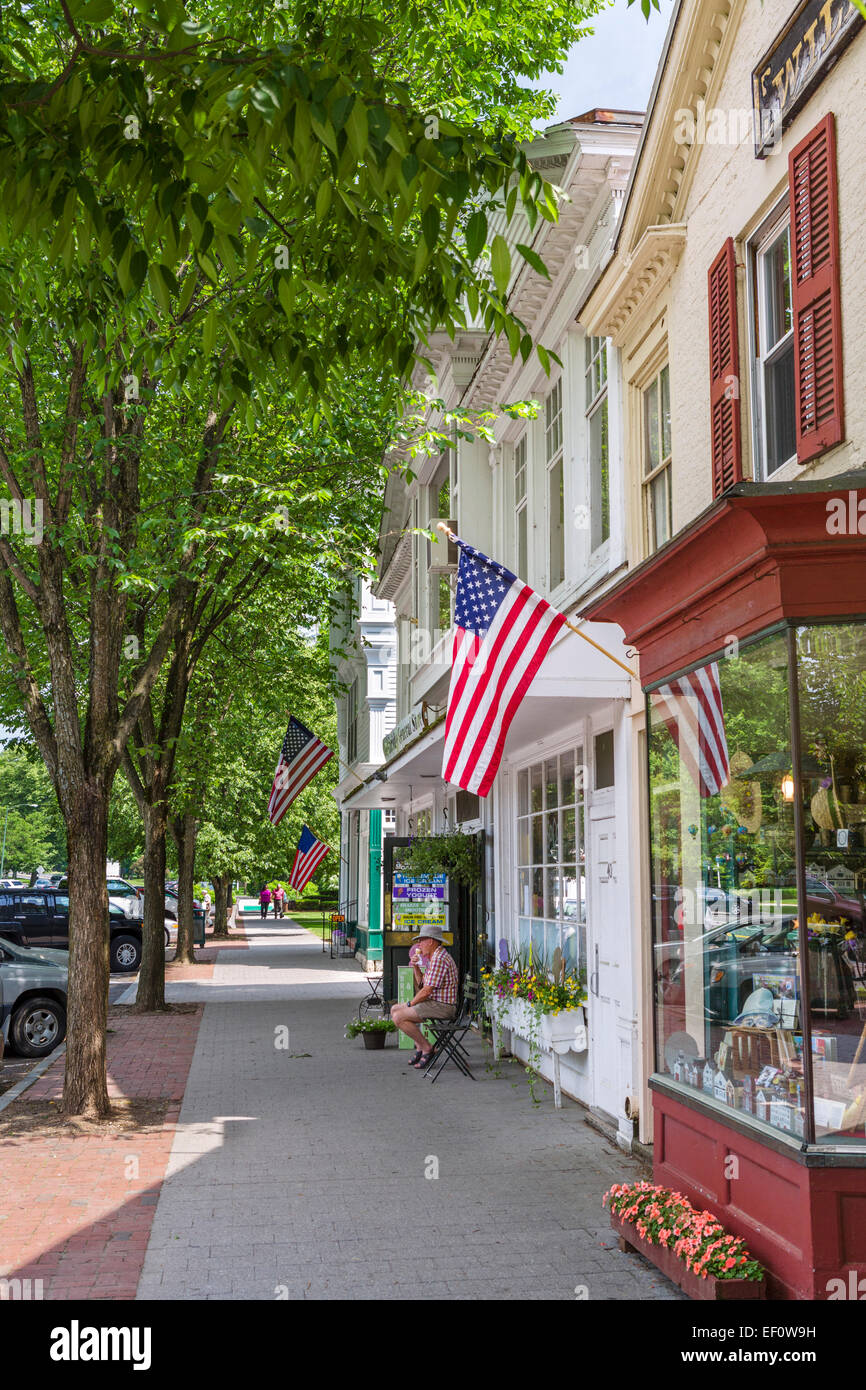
708, 237, 742, 497
789, 112, 844, 464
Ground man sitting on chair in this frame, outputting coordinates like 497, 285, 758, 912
391, 926, 458, 1070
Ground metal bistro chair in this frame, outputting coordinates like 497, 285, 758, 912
425, 978, 478, 1084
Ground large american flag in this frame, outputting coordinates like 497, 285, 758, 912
441, 538, 566, 796
289, 825, 331, 892
651, 662, 730, 798
267, 717, 333, 826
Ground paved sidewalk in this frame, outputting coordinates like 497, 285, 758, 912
136, 923, 682, 1301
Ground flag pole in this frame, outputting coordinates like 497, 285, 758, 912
436, 523, 638, 680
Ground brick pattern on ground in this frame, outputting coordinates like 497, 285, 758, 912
0, 1008, 203, 1299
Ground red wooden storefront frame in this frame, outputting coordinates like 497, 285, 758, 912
584, 477, 866, 1300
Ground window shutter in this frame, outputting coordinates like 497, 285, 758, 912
707, 237, 742, 497
789, 112, 844, 464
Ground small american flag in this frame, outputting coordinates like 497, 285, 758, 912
267, 717, 333, 826
442, 538, 566, 796
289, 825, 331, 892
651, 662, 730, 798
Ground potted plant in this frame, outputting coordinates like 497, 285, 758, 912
603, 1181, 766, 1301
345, 1018, 396, 1050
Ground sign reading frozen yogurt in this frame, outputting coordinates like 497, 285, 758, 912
392, 872, 447, 930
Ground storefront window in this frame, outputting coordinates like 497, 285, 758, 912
516, 748, 586, 975
796, 623, 866, 1144
649, 624, 866, 1149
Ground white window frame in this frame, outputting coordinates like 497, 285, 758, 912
747, 200, 797, 480
642, 363, 672, 557
513, 739, 587, 977
514, 433, 528, 580
585, 336, 610, 557
545, 378, 565, 593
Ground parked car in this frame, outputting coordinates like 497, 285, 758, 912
0, 887, 144, 973
0, 934, 68, 1057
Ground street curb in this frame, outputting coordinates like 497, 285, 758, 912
0, 1044, 66, 1115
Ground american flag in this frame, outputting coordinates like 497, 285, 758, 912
289, 825, 331, 892
651, 662, 730, 798
267, 717, 333, 826
441, 538, 566, 796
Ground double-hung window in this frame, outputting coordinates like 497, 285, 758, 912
514, 435, 528, 580
585, 336, 609, 552
545, 380, 564, 590
751, 209, 796, 476
643, 365, 672, 554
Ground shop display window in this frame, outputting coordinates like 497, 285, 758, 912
516, 746, 586, 975
649, 624, 866, 1148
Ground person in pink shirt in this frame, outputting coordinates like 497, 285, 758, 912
259, 885, 272, 919
272, 884, 285, 918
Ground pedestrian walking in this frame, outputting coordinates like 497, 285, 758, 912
259, 884, 272, 919
273, 883, 285, 918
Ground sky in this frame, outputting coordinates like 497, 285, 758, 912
543, 0, 676, 120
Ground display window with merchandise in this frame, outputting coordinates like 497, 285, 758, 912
649, 621, 866, 1150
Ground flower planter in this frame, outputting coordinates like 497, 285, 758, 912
611, 1214, 766, 1301
361, 1031, 388, 1049
485, 996, 586, 1053
484, 994, 587, 1107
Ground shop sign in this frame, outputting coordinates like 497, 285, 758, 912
392, 871, 447, 931
382, 706, 429, 761
752, 0, 863, 157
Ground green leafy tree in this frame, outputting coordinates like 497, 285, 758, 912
0, 0, 572, 1116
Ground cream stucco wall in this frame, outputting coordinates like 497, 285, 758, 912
668, 0, 865, 534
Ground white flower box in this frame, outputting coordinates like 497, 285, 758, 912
487, 996, 586, 1054
483, 991, 587, 1108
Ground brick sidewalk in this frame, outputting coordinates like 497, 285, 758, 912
0, 926, 249, 1301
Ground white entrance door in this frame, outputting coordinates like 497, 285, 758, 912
590, 816, 625, 1120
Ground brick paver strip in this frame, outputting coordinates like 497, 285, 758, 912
0, 928, 249, 1300
134, 923, 684, 1301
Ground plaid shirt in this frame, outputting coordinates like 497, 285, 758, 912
422, 946, 458, 1005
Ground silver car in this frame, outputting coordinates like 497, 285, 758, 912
0, 936, 68, 1057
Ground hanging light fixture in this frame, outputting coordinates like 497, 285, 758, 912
781, 771, 795, 802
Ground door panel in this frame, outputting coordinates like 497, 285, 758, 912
12, 894, 51, 948
590, 818, 624, 1119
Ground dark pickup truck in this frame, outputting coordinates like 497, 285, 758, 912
0, 888, 142, 973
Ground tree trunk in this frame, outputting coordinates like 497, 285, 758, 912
135, 800, 168, 1011
62, 789, 111, 1119
173, 812, 198, 964
212, 874, 230, 938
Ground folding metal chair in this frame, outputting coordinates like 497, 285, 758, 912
425, 980, 477, 1083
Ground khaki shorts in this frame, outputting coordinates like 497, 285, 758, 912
407, 1001, 456, 1022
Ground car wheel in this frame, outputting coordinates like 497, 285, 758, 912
10, 997, 66, 1057
110, 934, 142, 973
164, 926, 171, 948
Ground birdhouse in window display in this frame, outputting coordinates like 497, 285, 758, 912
713, 1068, 729, 1102
688, 1058, 705, 1088
756, 1089, 772, 1123
725, 1077, 742, 1109
771, 1097, 794, 1132
703, 1059, 715, 1094
741, 1074, 755, 1115
672, 1052, 686, 1083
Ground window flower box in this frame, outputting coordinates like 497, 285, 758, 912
483, 981, 587, 1108
488, 996, 587, 1055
